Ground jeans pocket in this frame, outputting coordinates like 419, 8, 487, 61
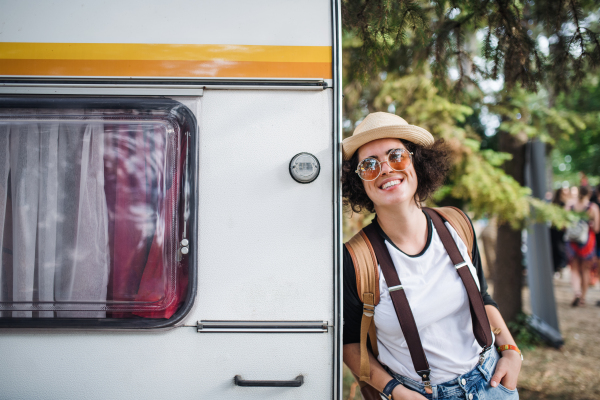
498, 383, 518, 394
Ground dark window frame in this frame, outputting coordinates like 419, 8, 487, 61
0, 96, 198, 329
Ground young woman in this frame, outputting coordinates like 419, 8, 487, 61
566, 185, 600, 307
342, 112, 522, 400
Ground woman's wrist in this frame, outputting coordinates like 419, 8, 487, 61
391, 384, 414, 399
381, 378, 402, 399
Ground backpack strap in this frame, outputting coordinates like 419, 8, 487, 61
345, 231, 379, 382
433, 206, 474, 260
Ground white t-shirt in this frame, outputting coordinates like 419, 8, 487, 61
374, 218, 484, 384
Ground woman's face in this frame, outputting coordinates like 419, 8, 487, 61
356, 138, 418, 210
560, 187, 569, 202
571, 186, 579, 199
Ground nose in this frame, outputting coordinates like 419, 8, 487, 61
380, 160, 393, 174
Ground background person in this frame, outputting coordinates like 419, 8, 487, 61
566, 186, 600, 306
590, 184, 600, 288
550, 188, 569, 275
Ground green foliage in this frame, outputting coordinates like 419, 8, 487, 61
490, 88, 587, 145
550, 76, 600, 183
449, 147, 532, 229
528, 198, 576, 229
507, 313, 545, 350
341, 1, 600, 229
342, 365, 361, 400
343, 0, 600, 91
342, 62, 583, 229
342, 0, 429, 80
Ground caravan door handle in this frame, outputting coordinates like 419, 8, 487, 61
233, 375, 304, 387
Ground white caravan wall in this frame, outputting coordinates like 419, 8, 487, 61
0, 0, 332, 46
0, 88, 336, 400
188, 89, 334, 322
0, 329, 333, 399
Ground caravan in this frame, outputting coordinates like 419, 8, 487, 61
0, 1, 342, 398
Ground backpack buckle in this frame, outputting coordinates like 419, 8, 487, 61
363, 303, 375, 317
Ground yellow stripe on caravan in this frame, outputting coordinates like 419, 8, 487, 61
0, 43, 332, 63
0, 60, 332, 79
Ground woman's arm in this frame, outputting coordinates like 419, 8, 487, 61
343, 247, 426, 399
486, 305, 522, 390
588, 203, 600, 233
343, 343, 426, 400
468, 216, 521, 390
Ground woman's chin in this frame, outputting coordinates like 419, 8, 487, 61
374, 194, 414, 209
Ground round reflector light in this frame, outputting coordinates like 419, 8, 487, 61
289, 152, 320, 184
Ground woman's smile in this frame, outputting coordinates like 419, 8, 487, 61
380, 178, 404, 190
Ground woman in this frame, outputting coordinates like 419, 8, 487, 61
566, 185, 600, 307
342, 113, 522, 400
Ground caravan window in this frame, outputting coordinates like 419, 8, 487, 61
0, 97, 196, 326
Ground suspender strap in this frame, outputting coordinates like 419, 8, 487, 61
422, 208, 493, 350
362, 223, 433, 393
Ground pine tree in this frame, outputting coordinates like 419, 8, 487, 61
342, 0, 600, 323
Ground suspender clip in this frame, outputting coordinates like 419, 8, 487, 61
454, 261, 468, 269
388, 284, 404, 292
479, 346, 491, 365
417, 369, 433, 394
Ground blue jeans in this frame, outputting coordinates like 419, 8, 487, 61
383, 348, 519, 400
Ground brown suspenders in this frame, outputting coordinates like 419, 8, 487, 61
359, 207, 493, 393
423, 208, 493, 352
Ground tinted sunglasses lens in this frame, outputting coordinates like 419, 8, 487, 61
357, 158, 380, 180
388, 149, 411, 171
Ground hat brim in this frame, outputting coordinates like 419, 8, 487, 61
342, 125, 434, 160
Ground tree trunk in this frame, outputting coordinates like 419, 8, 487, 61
494, 129, 528, 324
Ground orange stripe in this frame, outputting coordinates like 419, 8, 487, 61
0, 59, 332, 79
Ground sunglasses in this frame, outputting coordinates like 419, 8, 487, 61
355, 148, 414, 181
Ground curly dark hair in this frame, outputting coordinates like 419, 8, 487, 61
342, 139, 451, 213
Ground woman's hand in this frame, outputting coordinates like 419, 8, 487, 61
490, 350, 522, 390
485, 306, 522, 391
392, 384, 428, 400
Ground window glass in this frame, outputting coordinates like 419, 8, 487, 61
0, 98, 195, 321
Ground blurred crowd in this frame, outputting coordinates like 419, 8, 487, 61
549, 180, 600, 308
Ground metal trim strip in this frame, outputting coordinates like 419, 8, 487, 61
197, 320, 329, 333
0, 79, 329, 93
331, 0, 343, 398
0, 85, 204, 96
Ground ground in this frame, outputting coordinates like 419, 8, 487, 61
342, 270, 600, 400
518, 272, 600, 400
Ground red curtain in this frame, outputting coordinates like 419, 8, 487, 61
104, 123, 187, 319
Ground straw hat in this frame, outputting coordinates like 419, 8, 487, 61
342, 112, 434, 160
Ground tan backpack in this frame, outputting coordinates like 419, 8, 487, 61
344, 206, 475, 384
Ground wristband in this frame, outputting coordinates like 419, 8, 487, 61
497, 344, 523, 360
381, 378, 402, 399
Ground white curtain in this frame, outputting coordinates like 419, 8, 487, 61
0, 121, 109, 318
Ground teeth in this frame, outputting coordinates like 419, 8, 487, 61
381, 180, 401, 189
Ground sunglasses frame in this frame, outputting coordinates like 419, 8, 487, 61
355, 148, 414, 181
